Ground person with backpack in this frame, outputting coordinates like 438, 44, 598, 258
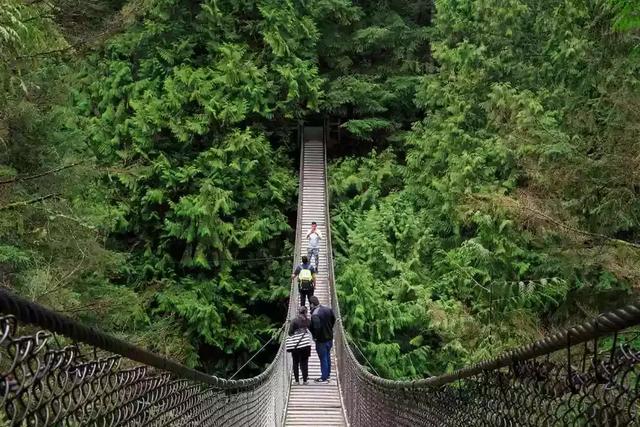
305, 222, 322, 271
287, 306, 312, 385
309, 296, 336, 383
291, 255, 316, 307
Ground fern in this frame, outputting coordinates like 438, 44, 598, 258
341, 118, 394, 140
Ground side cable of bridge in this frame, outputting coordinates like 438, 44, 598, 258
0, 128, 308, 427
2, 120, 640, 426
332, 298, 640, 425
0, 287, 292, 426
318, 121, 640, 426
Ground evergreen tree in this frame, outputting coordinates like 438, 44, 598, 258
317, 0, 432, 142
331, 0, 640, 378
75, 0, 323, 372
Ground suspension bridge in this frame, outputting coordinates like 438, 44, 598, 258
1, 124, 639, 426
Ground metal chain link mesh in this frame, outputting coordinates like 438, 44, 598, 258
333, 321, 640, 426
0, 305, 291, 427
319, 118, 640, 426
2, 123, 640, 426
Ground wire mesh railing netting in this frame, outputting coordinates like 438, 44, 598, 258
320, 118, 640, 426
333, 319, 640, 426
0, 310, 290, 426
2, 124, 640, 426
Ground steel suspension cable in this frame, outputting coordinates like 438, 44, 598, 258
229, 323, 288, 380
0, 125, 308, 426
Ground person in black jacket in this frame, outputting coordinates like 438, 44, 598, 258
291, 256, 316, 307
308, 296, 336, 383
288, 306, 312, 385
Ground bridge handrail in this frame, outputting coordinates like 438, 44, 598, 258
323, 123, 640, 426
0, 125, 306, 426
0, 288, 277, 391
327, 273, 640, 389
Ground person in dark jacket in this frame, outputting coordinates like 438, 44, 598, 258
291, 256, 316, 307
308, 296, 336, 383
289, 306, 312, 385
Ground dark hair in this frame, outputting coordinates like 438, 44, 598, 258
311, 221, 317, 225
297, 306, 311, 328
309, 296, 320, 306
301, 255, 309, 263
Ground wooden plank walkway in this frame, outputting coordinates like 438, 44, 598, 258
285, 129, 346, 427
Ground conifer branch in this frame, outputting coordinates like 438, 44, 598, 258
15, 46, 74, 60
0, 161, 84, 185
478, 195, 640, 250
44, 210, 98, 230
518, 203, 640, 250
26, 0, 52, 6
0, 193, 61, 211
21, 13, 54, 23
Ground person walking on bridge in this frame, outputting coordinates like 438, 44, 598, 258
309, 296, 336, 383
291, 256, 316, 307
305, 222, 322, 271
288, 306, 312, 385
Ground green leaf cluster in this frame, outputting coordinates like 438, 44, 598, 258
331, 0, 640, 379
317, 0, 431, 142
72, 0, 327, 373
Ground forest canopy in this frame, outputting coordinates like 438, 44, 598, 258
1, 0, 638, 379
329, 0, 640, 378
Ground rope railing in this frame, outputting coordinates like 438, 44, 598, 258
322, 120, 640, 426
3, 122, 640, 426
0, 127, 306, 427
0, 288, 292, 426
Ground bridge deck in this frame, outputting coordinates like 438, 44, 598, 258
284, 132, 346, 426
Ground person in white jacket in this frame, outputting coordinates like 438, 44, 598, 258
306, 221, 322, 271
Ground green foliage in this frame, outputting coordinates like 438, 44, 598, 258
73, 0, 325, 374
3, 0, 639, 383
332, 0, 640, 379
341, 118, 394, 140
610, 0, 640, 30
317, 1, 430, 144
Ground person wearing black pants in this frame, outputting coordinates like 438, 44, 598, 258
289, 306, 312, 384
299, 287, 314, 308
291, 256, 316, 308
291, 346, 311, 384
